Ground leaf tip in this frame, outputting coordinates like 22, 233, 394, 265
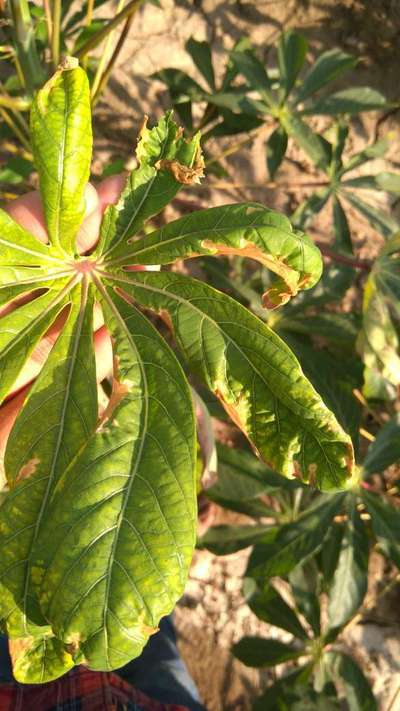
262, 286, 293, 309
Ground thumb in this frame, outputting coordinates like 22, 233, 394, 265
76, 174, 126, 254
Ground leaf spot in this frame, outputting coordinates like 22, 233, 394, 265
16, 457, 41, 485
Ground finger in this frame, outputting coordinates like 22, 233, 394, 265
4, 183, 100, 250
76, 175, 126, 253
97, 174, 126, 210
5, 191, 48, 243
0, 390, 27, 484
77, 173, 127, 254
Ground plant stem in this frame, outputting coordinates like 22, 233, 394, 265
0, 94, 30, 111
81, 0, 95, 69
0, 81, 30, 135
291, 488, 303, 520
2, 140, 32, 160
91, 12, 135, 106
352, 388, 384, 425
86, 0, 95, 26
315, 242, 371, 271
359, 427, 375, 442
387, 682, 400, 711
76, 0, 144, 59
12, 53, 26, 90
8, 0, 46, 94
0, 107, 31, 152
51, 0, 62, 69
0, 191, 20, 201
90, 0, 126, 102
197, 179, 330, 191
43, 0, 53, 48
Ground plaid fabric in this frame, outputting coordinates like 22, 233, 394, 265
0, 666, 190, 711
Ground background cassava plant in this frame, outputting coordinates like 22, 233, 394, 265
155, 30, 389, 175
0, 57, 358, 684
198, 431, 400, 709
291, 123, 400, 249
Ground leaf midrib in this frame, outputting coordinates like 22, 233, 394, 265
104, 214, 313, 269
101, 122, 174, 260
93, 275, 150, 667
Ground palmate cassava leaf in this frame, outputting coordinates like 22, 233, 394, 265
0, 58, 357, 683
30, 57, 92, 256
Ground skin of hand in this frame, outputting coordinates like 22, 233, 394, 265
0, 175, 127, 477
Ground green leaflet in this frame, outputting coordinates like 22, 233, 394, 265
327, 500, 368, 629
361, 265, 400, 396
343, 191, 399, 239
281, 112, 331, 171
295, 49, 357, 104
0, 285, 72, 406
252, 665, 322, 711
233, 636, 302, 668
32, 288, 196, 670
97, 111, 201, 258
230, 44, 273, 102
339, 138, 389, 174
362, 491, 400, 568
307, 86, 387, 116
105, 271, 355, 491
104, 203, 323, 309
363, 413, 400, 475
289, 560, 321, 636
185, 37, 215, 90
246, 584, 308, 640
325, 651, 377, 711
198, 523, 272, 555
332, 194, 352, 254
292, 188, 331, 230
277, 31, 308, 99
0, 209, 63, 266
266, 126, 288, 179
0, 284, 97, 638
10, 635, 74, 684
0, 266, 68, 308
30, 58, 92, 255
247, 494, 344, 580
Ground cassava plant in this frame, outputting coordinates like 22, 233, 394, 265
292, 123, 400, 250
200, 434, 400, 709
0, 58, 359, 683
233, 556, 379, 711
155, 30, 388, 175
